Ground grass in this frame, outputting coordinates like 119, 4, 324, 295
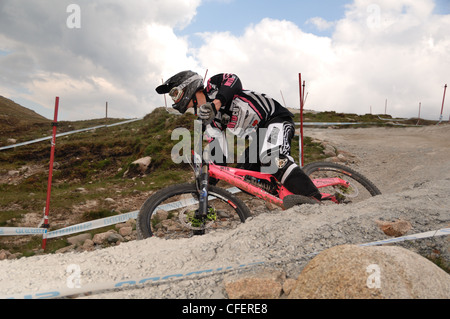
0, 107, 201, 255
294, 110, 385, 124
292, 136, 326, 164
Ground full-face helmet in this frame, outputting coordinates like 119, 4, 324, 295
156, 70, 204, 114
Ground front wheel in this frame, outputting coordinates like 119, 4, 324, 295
137, 183, 251, 239
303, 162, 381, 204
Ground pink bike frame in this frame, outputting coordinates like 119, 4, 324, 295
208, 163, 350, 209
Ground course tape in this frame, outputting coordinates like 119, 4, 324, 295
0, 118, 143, 151
294, 122, 421, 127
0, 187, 242, 238
359, 228, 450, 246
295, 122, 373, 126
47, 211, 139, 239
1, 261, 266, 300
1, 227, 448, 299
0, 212, 138, 238
0, 227, 47, 236
377, 116, 409, 122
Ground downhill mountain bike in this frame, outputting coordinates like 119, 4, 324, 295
137, 123, 381, 239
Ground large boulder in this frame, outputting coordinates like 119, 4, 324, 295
289, 244, 450, 299
224, 271, 285, 299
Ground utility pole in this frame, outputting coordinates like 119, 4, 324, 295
106, 101, 108, 119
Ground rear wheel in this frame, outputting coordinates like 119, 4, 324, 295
303, 162, 381, 204
137, 183, 251, 239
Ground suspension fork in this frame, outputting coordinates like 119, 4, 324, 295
193, 119, 210, 235
197, 163, 210, 219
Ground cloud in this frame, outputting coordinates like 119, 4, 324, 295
306, 17, 336, 31
195, 0, 450, 120
0, 0, 201, 120
321, 0, 450, 118
0, 0, 448, 121
195, 19, 335, 102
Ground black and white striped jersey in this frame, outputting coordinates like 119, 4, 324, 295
205, 73, 293, 137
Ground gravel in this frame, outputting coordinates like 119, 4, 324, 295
0, 125, 449, 299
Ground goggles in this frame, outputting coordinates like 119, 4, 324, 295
168, 74, 203, 104
169, 87, 184, 103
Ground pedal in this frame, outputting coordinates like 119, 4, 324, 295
283, 195, 320, 209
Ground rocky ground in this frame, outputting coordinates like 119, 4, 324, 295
0, 125, 449, 299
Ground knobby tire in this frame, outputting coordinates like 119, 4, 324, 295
303, 162, 381, 202
137, 183, 251, 239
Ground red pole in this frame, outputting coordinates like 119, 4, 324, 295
42, 97, 59, 250
299, 73, 304, 167
439, 84, 447, 123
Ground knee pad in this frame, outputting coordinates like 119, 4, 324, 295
272, 155, 295, 182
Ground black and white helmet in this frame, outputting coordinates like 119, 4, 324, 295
156, 70, 204, 114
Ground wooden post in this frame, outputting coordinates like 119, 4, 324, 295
417, 102, 421, 126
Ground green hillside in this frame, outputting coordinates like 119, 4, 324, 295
0, 96, 49, 129
0, 96, 49, 123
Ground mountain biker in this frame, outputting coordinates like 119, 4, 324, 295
156, 70, 321, 200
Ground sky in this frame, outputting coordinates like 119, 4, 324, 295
0, 0, 449, 121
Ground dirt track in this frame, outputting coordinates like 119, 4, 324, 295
306, 125, 450, 194
0, 125, 449, 299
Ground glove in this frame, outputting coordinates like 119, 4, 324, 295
198, 102, 217, 125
